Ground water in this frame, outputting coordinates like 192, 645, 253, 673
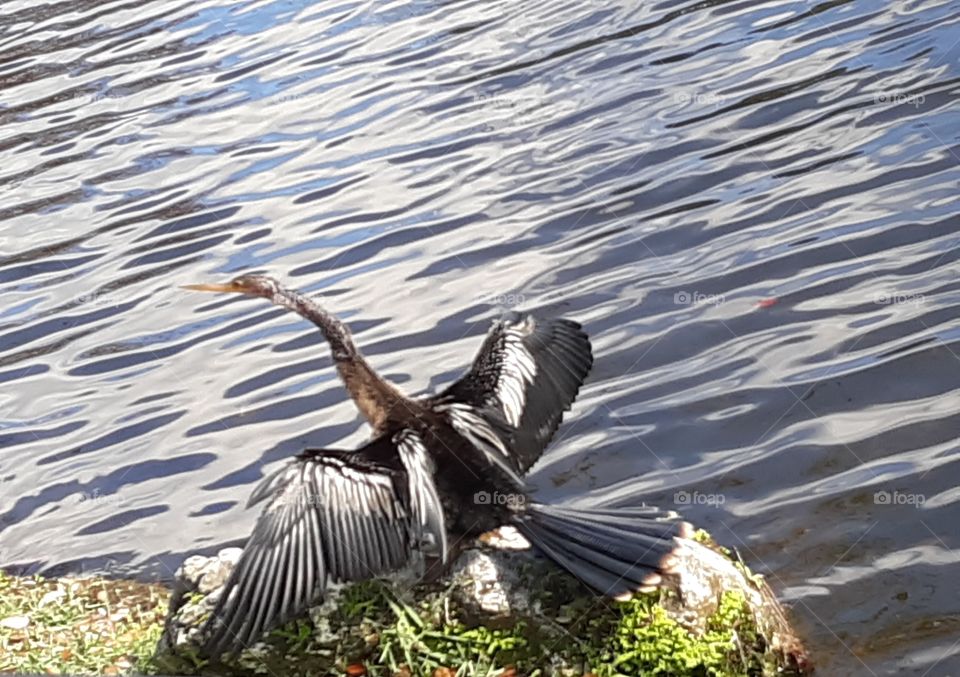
1, 0, 959, 673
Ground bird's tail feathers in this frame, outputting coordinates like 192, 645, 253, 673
513, 503, 691, 598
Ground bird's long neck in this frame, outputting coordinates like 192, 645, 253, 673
271, 288, 403, 430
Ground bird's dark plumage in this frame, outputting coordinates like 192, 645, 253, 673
514, 504, 689, 598
184, 275, 687, 657
202, 431, 451, 656
436, 313, 594, 474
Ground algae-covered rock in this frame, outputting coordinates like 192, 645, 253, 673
155, 529, 812, 676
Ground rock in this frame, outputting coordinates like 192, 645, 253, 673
177, 548, 242, 595
199, 548, 242, 594
450, 548, 529, 620
39, 589, 65, 606
154, 531, 812, 676
177, 555, 210, 584
156, 547, 244, 653
0, 615, 29, 630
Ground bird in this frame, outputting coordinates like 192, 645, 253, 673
183, 274, 691, 656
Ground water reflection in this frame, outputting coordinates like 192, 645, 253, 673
1, 0, 959, 673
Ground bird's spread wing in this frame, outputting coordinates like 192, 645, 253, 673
436, 314, 592, 473
394, 429, 448, 561
433, 401, 525, 487
203, 445, 414, 656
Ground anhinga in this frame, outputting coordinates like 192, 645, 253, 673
184, 274, 690, 656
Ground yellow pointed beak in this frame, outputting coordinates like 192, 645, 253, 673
181, 282, 243, 294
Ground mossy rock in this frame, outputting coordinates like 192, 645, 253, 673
153, 529, 812, 677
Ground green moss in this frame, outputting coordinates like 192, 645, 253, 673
595, 590, 762, 677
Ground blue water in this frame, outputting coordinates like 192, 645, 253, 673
1, 1, 959, 673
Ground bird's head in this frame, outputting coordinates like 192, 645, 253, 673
182, 274, 282, 299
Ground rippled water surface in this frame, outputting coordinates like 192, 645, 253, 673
2, 0, 959, 673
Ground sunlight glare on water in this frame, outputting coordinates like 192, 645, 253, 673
1, 1, 959, 674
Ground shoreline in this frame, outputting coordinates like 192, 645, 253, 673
0, 570, 168, 675
2, 531, 811, 676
